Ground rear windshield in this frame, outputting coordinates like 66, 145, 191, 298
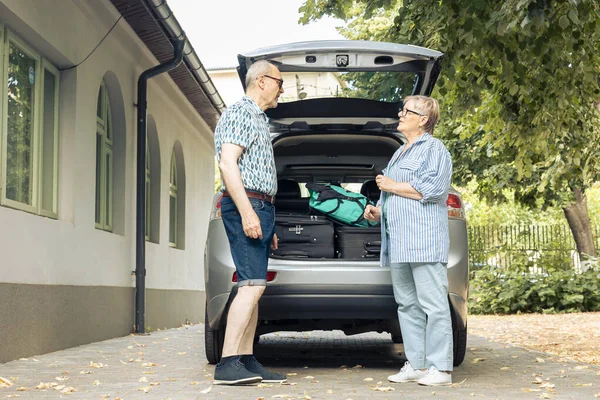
299, 182, 363, 197
278, 71, 418, 103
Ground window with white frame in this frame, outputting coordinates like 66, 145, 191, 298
95, 81, 113, 231
169, 150, 177, 247
1, 28, 59, 217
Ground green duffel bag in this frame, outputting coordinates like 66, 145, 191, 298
306, 183, 379, 228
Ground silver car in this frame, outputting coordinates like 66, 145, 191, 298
205, 41, 468, 366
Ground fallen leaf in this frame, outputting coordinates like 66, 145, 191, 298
450, 379, 467, 387
280, 382, 297, 386
287, 373, 297, 376
303, 376, 315, 379
5, 395, 20, 398
522, 388, 542, 392
137, 386, 151, 393
15, 387, 29, 391
60, 387, 76, 394
139, 377, 148, 383
177, 352, 187, 355
471, 358, 486, 364
55, 377, 69, 382
373, 386, 395, 392
257, 383, 273, 388
89, 362, 104, 368
326, 389, 333, 394
149, 382, 160, 386
190, 381, 200, 385
92, 380, 101, 386
364, 378, 374, 382
119, 360, 127, 365
540, 382, 555, 389
500, 367, 511, 371
574, 365, 589, 370
271, 395, 292, 399
0, 377, 13, 388
536, 358, 546, 363
576, 383, 593, 387
200, 386, 212, 394
304, 392, 312, 400
79, 371, 91, 375
540, 393, 551, 399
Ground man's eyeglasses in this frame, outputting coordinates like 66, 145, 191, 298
399, 108, 425, 117
262, 75, 284, 89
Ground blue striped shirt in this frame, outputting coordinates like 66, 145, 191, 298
378, 133, 453, 265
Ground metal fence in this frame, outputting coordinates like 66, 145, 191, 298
468, 224, 600, 272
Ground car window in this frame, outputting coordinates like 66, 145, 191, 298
278, 71, 419, 103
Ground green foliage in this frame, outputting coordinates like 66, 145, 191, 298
470, 263, 600, 314
300, 0, 600, 213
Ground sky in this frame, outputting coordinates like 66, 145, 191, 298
167, 0, 345, 69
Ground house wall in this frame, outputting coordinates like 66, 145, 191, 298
0, 0, 215, 362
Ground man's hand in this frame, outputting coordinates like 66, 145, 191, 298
271, 233, 278, 250
242, 210, 263, 239
364, 204, 382, 222
376, 174, 397, 193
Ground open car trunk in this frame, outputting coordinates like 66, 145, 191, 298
271, 132, 402, 261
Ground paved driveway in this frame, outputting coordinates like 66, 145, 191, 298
0, 325, 598, 399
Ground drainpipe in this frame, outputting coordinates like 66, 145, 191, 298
135, 38, 185, 334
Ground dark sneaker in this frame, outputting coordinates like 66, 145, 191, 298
241, 355, 287, 383
213, 357, 262, 385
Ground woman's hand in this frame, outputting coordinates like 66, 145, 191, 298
364, 204, 382, 222
376, 174, 397, 193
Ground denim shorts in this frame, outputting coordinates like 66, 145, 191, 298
221, 196, 275, 287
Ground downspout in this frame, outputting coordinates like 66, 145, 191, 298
135, 38, 185, 334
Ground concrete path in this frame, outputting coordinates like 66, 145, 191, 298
1, 325, 599, 399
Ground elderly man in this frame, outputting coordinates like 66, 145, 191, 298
212, 60, 285, 385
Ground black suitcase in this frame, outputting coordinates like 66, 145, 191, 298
272, 215, 334, 258
335, 226, 381, 259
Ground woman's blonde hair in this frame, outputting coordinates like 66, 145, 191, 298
403, 95, 440, 134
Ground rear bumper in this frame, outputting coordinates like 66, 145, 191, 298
205, 219, 469, 330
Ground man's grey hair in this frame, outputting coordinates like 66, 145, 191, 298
245, 60, 276, 90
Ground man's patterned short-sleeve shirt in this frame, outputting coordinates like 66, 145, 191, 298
214, 96, 278, 196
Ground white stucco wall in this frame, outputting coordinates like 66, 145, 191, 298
0, 0, 214, 291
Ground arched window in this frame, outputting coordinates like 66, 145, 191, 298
95, 81, 112, 231
169, 150, 178, 247
145, 116, 161, 243
169, 141, 186, 249
145, 140, 151, 241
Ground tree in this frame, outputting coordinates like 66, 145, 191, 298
300, 0, 600, 259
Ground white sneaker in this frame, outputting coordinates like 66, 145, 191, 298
417, 366, 452, 386
388, 361, 428, 383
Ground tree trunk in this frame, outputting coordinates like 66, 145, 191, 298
562, 188, 597, 259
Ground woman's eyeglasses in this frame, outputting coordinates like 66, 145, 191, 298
262, 75, 284, 89
399, 108, 425, 117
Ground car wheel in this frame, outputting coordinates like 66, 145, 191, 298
453, 324, 467, 366
205, 307, 225, 364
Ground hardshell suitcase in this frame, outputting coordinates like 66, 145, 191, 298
335, 226, 381, 259
272, 215, 334, 258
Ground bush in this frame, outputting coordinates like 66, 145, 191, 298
469, 263, 600, 314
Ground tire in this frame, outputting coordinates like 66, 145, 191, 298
453, 324, 467, 367
205, 308, 225, 364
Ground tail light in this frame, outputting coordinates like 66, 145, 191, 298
209, 194, 223, 220
232, 272, 277, 282
447, 193, 465, 219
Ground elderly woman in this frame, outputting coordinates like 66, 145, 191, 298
364, 95, 453, 386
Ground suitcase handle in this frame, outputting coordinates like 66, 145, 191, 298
364, 241, 382, 253
275, 250, 310, 258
